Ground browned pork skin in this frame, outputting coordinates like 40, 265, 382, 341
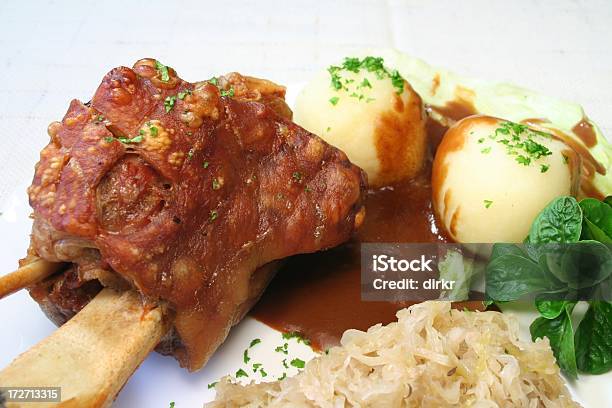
26, 59, 367, 371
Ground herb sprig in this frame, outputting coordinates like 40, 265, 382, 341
327, 56, 405, 105
486, 195, 612, 378
482, 121, 554, 168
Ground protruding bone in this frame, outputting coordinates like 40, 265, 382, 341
0, 289, 169, 407
0, 259, 62, 300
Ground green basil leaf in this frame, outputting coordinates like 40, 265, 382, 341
582, 218, 612, 244
528, 197, 582, 243
530, 302, 578, 378
575, 301, 612, 374
580, 198, 612, 243
486, 254, 553, 301
543, 240, 612, 289
535, 299, 571, 319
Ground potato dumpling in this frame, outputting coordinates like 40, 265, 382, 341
432, 115, 581, 243
294, 57, 427, 187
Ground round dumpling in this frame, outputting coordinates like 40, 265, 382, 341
432, 115, 581, 242
294, 57, 427, 187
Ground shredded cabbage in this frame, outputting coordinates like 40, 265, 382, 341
207, 302, 579, 407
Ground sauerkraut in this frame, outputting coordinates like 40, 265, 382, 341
207, 301, 578, 407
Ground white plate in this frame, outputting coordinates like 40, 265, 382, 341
0, 84, 610, 407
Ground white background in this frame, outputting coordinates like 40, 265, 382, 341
0, 1, 610, 407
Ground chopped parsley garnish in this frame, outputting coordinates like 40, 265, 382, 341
329, 96, 339, 106
484, 200, 493, 209
516, 155, 531, 166
235, 368, 248, 378
562, 154, 569, 164
328, 67, 343, 90
341, 57, 361, 72
177, 89, 192, 99
278, 373, 287, 381
212, 178, 221, 190
105, 134, 143, 144
202, 161, 209, 169
164, 95, 177, 112
522, 138, 551, 159
209, 210, 218, 221
540, 164, 550, 173
149, 125, 158, 137
282, 332, 297, 340
243, 348, 250, 364
389, 70, 405, 94
207, 382, 217, 389
259, 368, 268, 377
282, 331, 311, 345
275, 343, 289, 355
282, 358, 288, 369
292, 172, 302, 182
290, 358, 305, 369
327, 56, 405, 100
252, 363, 262, 372
480, 121, 554, 168
360, 78, 372, 88
209, 77, 218, 86
187, 149, 194, 160
96, 115, 104, 122
220, 87, 235, 98
155, 60, 170, 82
123, 135, 142, 143
249, 338, 261, 348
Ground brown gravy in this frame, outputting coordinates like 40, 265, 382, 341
429, 100, 477, 122
522, 118, 606, 200
572, 118, 597, 148
250, 165, 452, 350
425, 97, 478, 150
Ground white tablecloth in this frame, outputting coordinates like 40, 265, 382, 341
0, 0, 610, 206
